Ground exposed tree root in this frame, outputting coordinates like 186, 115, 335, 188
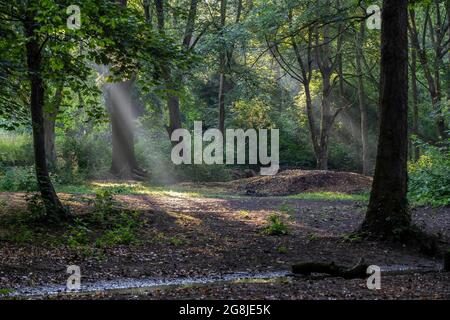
292, 258, 369, 279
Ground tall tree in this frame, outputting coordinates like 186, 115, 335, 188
24, 8, 68, 221
107, 0, 148, 179
361, 0, 410, 237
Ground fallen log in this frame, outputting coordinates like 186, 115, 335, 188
292, 258, 369, 279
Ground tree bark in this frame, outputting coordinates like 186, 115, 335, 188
25, 15, 68, 221
361, 0, 410, 238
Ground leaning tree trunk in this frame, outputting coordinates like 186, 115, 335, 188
361, 0, 410, 238
25, 17, 68, 221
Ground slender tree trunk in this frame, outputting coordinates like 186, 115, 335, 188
143, 0, 152, 25
356, 21, 370, 175
25, 16, 68, 221
409, 8, 448, 140
361, 0, 410, 238
318, 70, 332, 170
218, 0, 228, 134
411, 44, 420, 161
155, 0, 194, 138
315, 19, 334, 171
44, 83, 63, 169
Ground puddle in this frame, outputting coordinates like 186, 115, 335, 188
2, 264, 442, 298
3, 270, 290, 298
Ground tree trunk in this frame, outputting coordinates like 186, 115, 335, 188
361, 0, 410, 238
318, 70, 332, 171
106, 80, 147, 180
25, 16, 68, 221
106, 0, 147, 180
410, 43, 420, 161
155, 0, 188, 138
44, 83, 63, 169
166, 93, 183, 136
218, 73, 226, 134
409, 8, 448, 140
218, 0, 228, 134
356, 21, 370, 175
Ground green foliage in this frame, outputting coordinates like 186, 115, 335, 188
66, 220, 92, 249
58, 134, 111, 184
0, 166, 38, 192
0, 288, 13, 296
409, 144, 450, 206
261, 214, 289, 236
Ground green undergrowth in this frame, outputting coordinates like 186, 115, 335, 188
0, 190, 146, 256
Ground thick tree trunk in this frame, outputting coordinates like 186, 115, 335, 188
25, 18, 68, 221
361, 0, 410, 238
106, 0, 147, 180
356, 21, 370, 175
106, 80, 147, 180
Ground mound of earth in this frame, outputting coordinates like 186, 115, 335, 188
231, 170, 372, 196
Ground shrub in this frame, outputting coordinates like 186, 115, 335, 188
261, 214, 289, 236
409, 144, 450, 206
0, 166, 38, 192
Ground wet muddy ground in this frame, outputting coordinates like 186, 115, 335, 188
0, 191, 449, 299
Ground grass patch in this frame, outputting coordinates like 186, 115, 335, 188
286, 192, 369, 201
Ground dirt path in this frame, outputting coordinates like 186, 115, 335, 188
0, 192, 449, 299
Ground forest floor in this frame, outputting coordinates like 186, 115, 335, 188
0, 172, 449, 299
